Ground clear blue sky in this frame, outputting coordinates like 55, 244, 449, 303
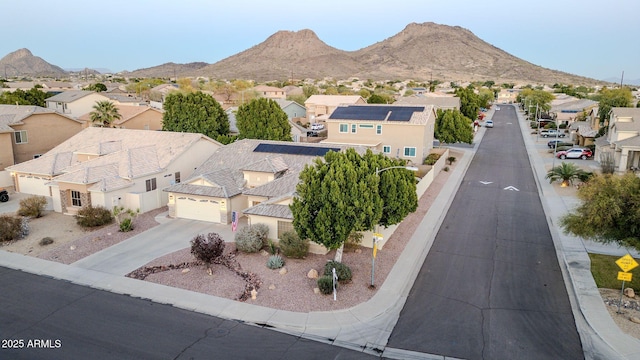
3, 0, 638, 82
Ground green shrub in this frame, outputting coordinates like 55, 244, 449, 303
266, 255, 285, 269
279, 230, 309, 258
234, 225, 264, 253
446, 156, 457, 165
0, 215, 22, 242
17, 195, 47, 218
267, 239, 278, 255
119, 217, 133, 232
559, 123, 567, 129
75, 205, 113, 227
190, 233, 225, 267
317, 275, 336, 295
344, 231, 363, 252
444, 166, 450, 172
252, 223, 269, 245
530, 121, 538, 129
39, 237, 54, 246
324, 260, 352, 283
423, 153, 441, 165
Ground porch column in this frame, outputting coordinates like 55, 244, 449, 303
618, 148, 629, 174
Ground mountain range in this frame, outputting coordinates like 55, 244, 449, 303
0, 22, 612, 85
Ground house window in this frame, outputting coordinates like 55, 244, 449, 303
14, 130, 28, 144
71, 190, 82, 207
383, 146, 391, 154
277, 220, 295, 238
358, 124, 374, 129
174, 172, 181, 183
404, 147, 417, 157
351, 124, 357, 133
339, 124, 348, 133
376, 125, 382, 135
145, 178, 157, 192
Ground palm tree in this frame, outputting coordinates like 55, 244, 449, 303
545, 162, 591, 187
90, 101, 121, 127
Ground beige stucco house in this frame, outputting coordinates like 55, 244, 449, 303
78, 105, 164, 130
252, 85, 286, 100
164, 139, 351, 254
394, 95, 460, 111
594, 107, 640, 173
321, 104, 437, 164
45, 90, 111, 119
497, 89, 520, 104
0, 105, 84, 170
6, 128, 221, 215
304, 95, 366, 121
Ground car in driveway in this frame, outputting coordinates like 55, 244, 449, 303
0, 188, 8, 202
540, 129, 565, 138
547, 140, 573, 148
310, 123, 324, 131
485, 120, 494, 128
556, 148, 592, 160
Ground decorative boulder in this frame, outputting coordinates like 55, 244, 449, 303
624, 288, 636, 298
307, 269, 319, 279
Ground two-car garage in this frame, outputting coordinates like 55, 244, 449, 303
174, 195, 220, 223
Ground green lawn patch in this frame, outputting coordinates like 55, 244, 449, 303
589, 253, 640, 292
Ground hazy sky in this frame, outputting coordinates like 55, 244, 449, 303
2, 0, 638, 82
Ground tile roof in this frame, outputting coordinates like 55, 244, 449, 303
166, 139, 349, 199
45, 90, 96, 103
328, 104, 434, 125
0, 105, 80, 132
394, 96, 460, 109
242, 203, 292, 219
611, 108, 640, 132
305, 95, 364, 106
7, 128, 217, 189
78, 105, 163, 126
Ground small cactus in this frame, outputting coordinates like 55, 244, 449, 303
266, 255, 285, 269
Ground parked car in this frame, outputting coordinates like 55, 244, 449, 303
310, 123, 324, 131
0, 188, 8, 202
547, 140, 573, 148
540, 129, 565, 138
307, 131, 319, 137
556, 148, 592, 160
485, 120, 494, 128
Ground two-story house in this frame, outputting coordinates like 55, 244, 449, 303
595, 107, 640, 173
0, 105, 84, 170
7, 128, 221, 214
304, 95, 366, 122
322, 104, 437, 163
78, 105, 164, 130
252, 85, 286, 100
45, 90, 111, 119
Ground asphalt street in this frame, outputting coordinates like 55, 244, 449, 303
0, 267, 376, 360
387, 106, 584, 359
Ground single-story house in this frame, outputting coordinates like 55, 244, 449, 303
6, 127, 221, 214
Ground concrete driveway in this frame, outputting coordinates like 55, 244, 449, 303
71, 216, 247, 276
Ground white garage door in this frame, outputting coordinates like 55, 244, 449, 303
176, 196, 220, 223
17, 175, 50, 196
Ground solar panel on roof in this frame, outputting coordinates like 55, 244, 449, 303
253, 143, 340, 157
329, 105, 425, 121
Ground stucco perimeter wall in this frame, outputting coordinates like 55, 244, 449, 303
361, 147, 449, 250
0, 171, 12, 188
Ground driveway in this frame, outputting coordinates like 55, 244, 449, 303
71, 216, 246, 276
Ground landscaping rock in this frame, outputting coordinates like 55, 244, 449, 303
260, 250, 269, 256
251, 289, 257, 300
279, 267, 287, 275
630, 316, 640, 324
313, 288, 320, 294
307, 269, 318, 279
181, 268, 190, 274
268, 284, 276, 290
625, 288, 636, 298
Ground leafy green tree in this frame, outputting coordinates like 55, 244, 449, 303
517, 89, 555, 116
561, 173, 640, 251
303, 85, 319, 98
84, 83, 107, 92
455, 87, 481, 119
90, 101, 121, 127
291, 149, 417, 252
545, 162, 590, 187
236, 98, 291, 141
477, 88, 495, 109
596, 87, 633, 125
162, 91, 229, 138
0, 87, 50, 107
435, 109, 474, 144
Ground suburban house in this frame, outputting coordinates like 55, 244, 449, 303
304, 95, 366, 121
321, 104, 437, 163
164, 139, 350, 253
0, 105, 84, 170
496, 89, 520, 104
595, 107, 640, 173
103, 93, 147, 106
273, 99, 306, 120
252, 85, 286, 100
550, 95, 598, 126
45, 90, 111, 119
78, 105, 164, 130
394, 94, 461, 111
6, 128, 221, 215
